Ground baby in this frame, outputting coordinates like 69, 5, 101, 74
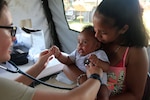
50, 25, 109, 85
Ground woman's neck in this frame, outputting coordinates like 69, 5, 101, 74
103, 43, 121, 56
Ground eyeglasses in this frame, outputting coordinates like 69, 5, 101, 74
0, 26, 17, 37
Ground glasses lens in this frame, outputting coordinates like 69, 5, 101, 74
0, 26, 17, 37
11, 27, 17, 37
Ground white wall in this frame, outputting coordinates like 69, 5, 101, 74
7, 0, 52, 49
7, 0, 78, 53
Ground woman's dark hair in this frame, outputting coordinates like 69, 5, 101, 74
0, 0, 7, 17
96, 0, 149, 47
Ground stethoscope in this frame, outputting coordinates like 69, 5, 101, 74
0, 61, 73, 90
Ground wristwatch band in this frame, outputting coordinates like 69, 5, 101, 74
89, 73, 102, 84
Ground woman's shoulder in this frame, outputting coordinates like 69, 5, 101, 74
127, 47, 148, 66
128, 47, 147, 55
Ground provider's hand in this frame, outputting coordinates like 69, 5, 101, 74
86, 62, 103, 78
88, 54, 99, 66
36, 49, 53, 69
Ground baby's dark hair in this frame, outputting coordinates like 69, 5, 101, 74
0, 0, 7, 16
96, 0, 149, 47
81, 25, 95, 35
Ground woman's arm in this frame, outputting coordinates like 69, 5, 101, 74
33, 63, 103, 100
110, 47, 149, 100
0, 67, 102, 100
15, 49, 53, 85
33, 78, 101, 100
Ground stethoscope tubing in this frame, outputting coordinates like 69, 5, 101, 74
0, 61, 73, 90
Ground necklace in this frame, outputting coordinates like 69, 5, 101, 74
114, 46, 121, 53
107, 46, 121, 57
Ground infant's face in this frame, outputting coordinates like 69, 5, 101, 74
77, 32, 101, 56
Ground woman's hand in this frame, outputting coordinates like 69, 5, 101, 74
35, 49, 53, 69
88, 54, 99, 66
86, 61, 103, 78
15, 49, 53, 85
88, 54, 109, 72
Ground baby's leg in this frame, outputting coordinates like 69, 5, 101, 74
97, 84, 110, 100
63, 64, 86, 83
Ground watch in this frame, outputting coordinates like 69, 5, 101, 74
89, 73, 102, 84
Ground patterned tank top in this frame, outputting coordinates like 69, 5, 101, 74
107, 47, 129, 95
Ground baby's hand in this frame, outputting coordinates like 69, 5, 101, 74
49, 45, 61, 58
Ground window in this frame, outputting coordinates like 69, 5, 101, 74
140, 0, 150, 36
63, 0, 102, 32
63, 0, 150, 35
